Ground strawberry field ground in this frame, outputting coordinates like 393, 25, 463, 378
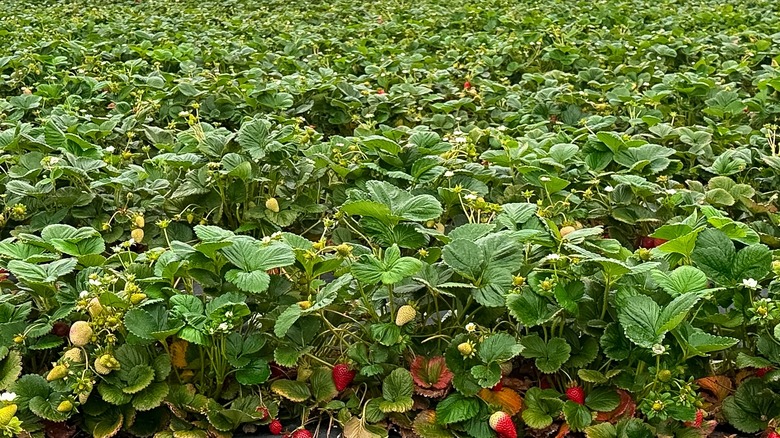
1, 0, 780, 436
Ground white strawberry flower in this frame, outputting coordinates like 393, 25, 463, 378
742, 278, 759, 289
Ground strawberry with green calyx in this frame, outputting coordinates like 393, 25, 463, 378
457, 341, 475, 357
56, 400, 74, 413
47, 365, 68, 381
332, 363, 356, 391
255, 406, 269, 419
489, 411, 516, 438
269, 419, 283, 435
0, 404, 17, 425
566, 383, 586, 405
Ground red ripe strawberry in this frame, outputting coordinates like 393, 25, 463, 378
488, 412, 516, 438
639, 236, 667, 249
377, 89, 385, 95
255, 406, 269, 419
463, 81, 472, 90
768, 431, 780, 438
332, 363, 356, 391
756, 366, 773, 377
566, 385, 586, 405
492, 379, 504, 392
685, 409, 704, 428
269, 419, 283, 435
291, 429, 313, 438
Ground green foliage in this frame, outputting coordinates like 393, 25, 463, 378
1, 0, 780, 436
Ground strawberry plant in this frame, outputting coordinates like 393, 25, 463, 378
1, 0, 780, 436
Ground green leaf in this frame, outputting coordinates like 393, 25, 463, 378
658, 293, 700, 332
132, 382, 169, 411
563, 400, 592, 431
87, 411, 123, 438
12, 374, 50, 410
8, 258, 77, 284
585, 387, 620, 412
310, 367, 338, 403
731, 244, 772, 284
478, 333, 523, 363
677, 323, 738, 356
651, 266, 708, 297
435, 393, 480, 424
271, 379, 311, 402
380, 368, 414, 413
722, 378, 780, 433
577, 370, 608, 384
521, 388, 562, 429
237, 118, 272, 160
370, 323, 402, 346
274, 305, 303, 338
99, 382, 133, 405
617, 295, 662, 348
123, 365, 155, 394
442, 239, 484, 280
522, 408, 554, 429
506, 291, 559, 328
691, 229, 735, 285
235, 360, 270, 385
600, 323, 631, 360
584, 422, 617, 438
29, 397, 69, 421
520, 335, 571, 373
0, 350, 22, 390
470, 363, 502, 388
352, 245, 421, 285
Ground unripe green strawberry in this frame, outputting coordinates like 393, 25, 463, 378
395, 305, 416, 326
457, 341, 474, 357
47, 365, 68, 381
56, 400, 73, 412
489, 412, 516, 438
560, 226, 576, 237
69, 321, 93, 347
94, 357, 113, 375
87, 298, 104, 317
0, 404, 17, 426
265, 198, 280, 213
78, 392, 91, 404
63, 348, 83, 363
130, 293, 147, 304
131, 228, 144, 243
